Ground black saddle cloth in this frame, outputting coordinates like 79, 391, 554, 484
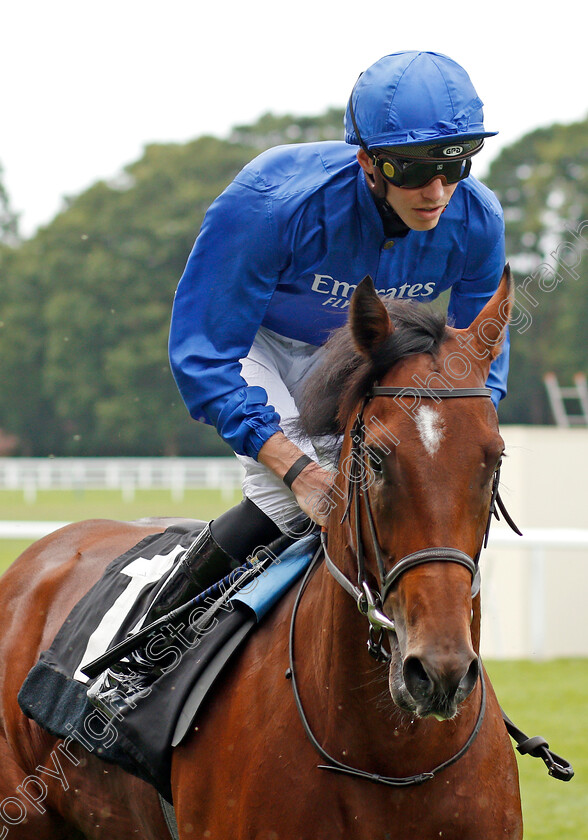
18, 523, 317, 800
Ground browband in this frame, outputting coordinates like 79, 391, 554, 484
370, 387, 492, 399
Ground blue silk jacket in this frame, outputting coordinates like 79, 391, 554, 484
169, 141, 507, 458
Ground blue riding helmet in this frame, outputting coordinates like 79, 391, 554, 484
344, 51, 497, 150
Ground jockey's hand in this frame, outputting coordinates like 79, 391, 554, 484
257, 432, 334, 527
289, 460, 333, 527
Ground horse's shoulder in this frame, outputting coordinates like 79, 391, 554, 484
0, 518, 191, 666
4, 517, 206, 601
0, 520, 157, 608
131, 516, 206, 531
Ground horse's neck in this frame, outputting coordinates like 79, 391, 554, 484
293, 543, 484, 774
294, 553, 398, 754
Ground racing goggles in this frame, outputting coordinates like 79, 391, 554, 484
373, 153, 472, 189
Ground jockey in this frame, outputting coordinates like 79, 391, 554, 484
91, 50, 507, 706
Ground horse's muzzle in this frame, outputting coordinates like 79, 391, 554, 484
401, 651, 479, 719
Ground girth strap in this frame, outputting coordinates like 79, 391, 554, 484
158, 794, 180, 840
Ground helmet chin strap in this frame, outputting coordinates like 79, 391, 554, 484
363, 164, 451, 235
364, 166, 387, 201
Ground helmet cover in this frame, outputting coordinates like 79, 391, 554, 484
345, 51, 497, 150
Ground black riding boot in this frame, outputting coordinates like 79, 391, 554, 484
147, 523, 242, 621
87, 499, 288, 716
87, 523, 239, 715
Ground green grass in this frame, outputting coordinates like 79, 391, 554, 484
0, 487, 241, 574
486, 659, 587, 839
0, 490, 584, 837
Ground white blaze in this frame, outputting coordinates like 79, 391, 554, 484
415, 406, 444, 456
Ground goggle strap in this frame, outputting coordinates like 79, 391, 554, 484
347, 74, 370, 154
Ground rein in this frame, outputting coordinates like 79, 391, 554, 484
288, 547, 487, 787
287, 385, 519, 787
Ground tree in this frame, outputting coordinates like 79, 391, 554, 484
486, 116, 588, 423
0, 111, 345, 455
229, 108, 345, 148
0, 163, 19, 245
2, 109, 585, 455
1, 137, 259, 455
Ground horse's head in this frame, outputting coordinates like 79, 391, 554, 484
300, 268, 512, 721
347, 270, 511, 719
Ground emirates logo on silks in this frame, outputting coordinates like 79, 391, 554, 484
442, 146, 464, 157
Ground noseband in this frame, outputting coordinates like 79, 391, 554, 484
321, 385, 519, 661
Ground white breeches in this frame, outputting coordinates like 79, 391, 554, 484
236, 326, 334, 535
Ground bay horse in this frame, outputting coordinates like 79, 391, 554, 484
0, 270, 523, 839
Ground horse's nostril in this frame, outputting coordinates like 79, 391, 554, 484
403, 656, 433, 702
403, 653, 479, 709
459, 657, 479, 697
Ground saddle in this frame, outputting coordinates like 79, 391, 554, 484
18, 524, 318, 801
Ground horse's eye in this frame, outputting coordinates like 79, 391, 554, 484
367, 450, 384, 476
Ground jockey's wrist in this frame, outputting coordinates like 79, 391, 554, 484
258, 432, 313, 483
282, 455, 313, 490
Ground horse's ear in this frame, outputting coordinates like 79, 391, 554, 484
460, 265, 513, 361
350, 276, 394, 358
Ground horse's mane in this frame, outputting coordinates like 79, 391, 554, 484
296, 300, 447, 449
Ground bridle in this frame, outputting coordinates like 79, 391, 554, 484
323, 385, 522, 661
288, 385, 522, 787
